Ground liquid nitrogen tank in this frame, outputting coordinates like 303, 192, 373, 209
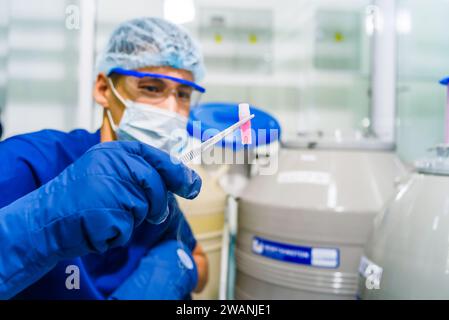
235, 144, 408, 299
358, 145, 449, 299
358, 77, 449, 299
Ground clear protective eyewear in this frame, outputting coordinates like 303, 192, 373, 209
108, 67, 206, 109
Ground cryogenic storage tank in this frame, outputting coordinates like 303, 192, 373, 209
358, 145, 449, 299
235, 147, 408, 299
358, 77, 449, 299
176, 164, 227, 300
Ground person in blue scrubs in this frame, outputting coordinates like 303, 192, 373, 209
0, 17, 209, 299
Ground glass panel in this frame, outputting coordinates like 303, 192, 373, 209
2, 0, 81, 138
192, 0, 372, 142
0, 0, 8, 139
396, 0, 449, 163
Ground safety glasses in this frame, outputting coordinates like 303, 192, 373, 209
108, 67, 206, 109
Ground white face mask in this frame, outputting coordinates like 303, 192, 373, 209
107, 78, 189, 157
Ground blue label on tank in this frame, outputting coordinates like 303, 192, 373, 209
252, 237, 339, 269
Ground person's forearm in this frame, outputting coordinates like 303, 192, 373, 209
0, 194, 58, 299
192, 244, 208, 293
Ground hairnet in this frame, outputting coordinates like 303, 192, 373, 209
96, 17, 205, 82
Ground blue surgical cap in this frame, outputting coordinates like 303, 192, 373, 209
96, 17, 205, 82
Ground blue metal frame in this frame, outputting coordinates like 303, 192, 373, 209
108, 67, 206, 93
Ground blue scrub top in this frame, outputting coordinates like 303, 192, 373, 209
0, 129, 197, 299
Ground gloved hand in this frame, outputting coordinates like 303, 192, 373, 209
0, 141, 201, 299
83, 192, 198, 296
110, 240, 198, 300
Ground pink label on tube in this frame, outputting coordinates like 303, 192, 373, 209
239, 103, 252, 145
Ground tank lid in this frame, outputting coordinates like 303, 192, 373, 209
187, 102, 281, 150
415, 144, 449, 175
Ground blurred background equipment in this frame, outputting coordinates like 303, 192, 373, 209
358, 78, 449, 299
235, 148, 407, 299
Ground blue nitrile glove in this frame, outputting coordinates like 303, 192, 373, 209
81, 192, 198, 297
110, 239, 198, 300
0, 141, 201, 299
